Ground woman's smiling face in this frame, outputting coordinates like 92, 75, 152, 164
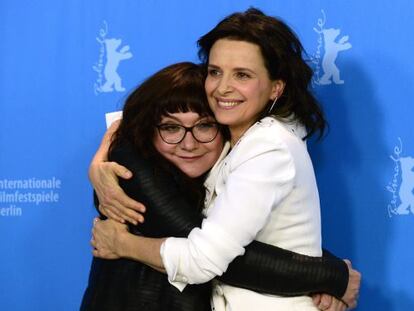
205, 39, 284, 144
154, 111, 224, 178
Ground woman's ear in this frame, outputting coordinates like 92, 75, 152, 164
270, 80, 286, 101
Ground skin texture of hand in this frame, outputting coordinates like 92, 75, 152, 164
313, 294, 346, 311
91, 218, 166, 272
324, 297, 347, 311
89, 119, 145, 224
341, 259, 361, 309
90, 160, 145, 224
91, 218, 128, 259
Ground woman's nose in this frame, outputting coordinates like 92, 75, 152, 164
180, 131, 198, 151
217, 75, 233, 95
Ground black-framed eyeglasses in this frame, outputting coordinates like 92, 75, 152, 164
156, 122, 220, 144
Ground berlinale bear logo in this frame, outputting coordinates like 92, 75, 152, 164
387, 138, 414, 216
93, 21, 133, 95
312, 10, 352, 86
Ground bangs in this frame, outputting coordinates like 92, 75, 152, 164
155, 77, 213, 121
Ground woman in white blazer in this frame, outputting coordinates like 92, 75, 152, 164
92, 8, 360, 311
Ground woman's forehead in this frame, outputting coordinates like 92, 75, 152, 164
161, 111, 213, 120
208, 39, 267, 74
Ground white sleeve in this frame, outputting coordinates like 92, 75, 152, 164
161, 127, 296, 290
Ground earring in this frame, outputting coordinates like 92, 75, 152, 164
268, 97, 278, 114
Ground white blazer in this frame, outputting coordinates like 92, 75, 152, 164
161, 117, 322, 310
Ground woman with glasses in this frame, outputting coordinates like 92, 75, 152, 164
157, 122, 220, 145
83, 62, 354, 311
81, 62, 223, 311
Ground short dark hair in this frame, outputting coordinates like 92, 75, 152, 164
198, 8, 326, 139
112, 62, 215, 157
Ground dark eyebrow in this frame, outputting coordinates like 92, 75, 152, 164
208, 64, 255, 75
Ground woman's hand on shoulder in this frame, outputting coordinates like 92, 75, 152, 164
89, 159, 146, 225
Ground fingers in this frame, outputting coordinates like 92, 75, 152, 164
105, 182, 145, 214
112, 162, 133, 180
98, 182, 145, 223
101, 162, 145, 213
90, 218, 120, 260
100, 202, 145, 225
122, 208, 145, 225
92, 246, 117, 259
325, 298, 347, 311
317, 294, 333, 310
90, 160, 146, 224
100, 205, 126, 223
118, 193, 146, 213
312, 294, 322, 306
320, 294, 333, 310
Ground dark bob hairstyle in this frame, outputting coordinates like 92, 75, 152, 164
112, 62, 216, 157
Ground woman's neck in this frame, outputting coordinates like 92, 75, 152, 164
229, 121, 256, 147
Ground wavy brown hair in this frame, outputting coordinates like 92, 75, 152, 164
198, 8, 326, 139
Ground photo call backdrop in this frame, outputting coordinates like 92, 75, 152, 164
1, 0, 413, 310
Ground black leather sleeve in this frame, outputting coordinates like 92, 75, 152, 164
217, 241, 348, 298
109, 144, 203, 238
108, 143, 348, 298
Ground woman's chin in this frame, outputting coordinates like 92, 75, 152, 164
177, 164, 207, 178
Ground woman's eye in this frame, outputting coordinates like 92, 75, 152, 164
196, 123, 217, 131
235, 72, 250, 80
160, 124, 181, 133
208, 69, 221, 77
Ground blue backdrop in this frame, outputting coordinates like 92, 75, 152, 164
1, 1, 413, 310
